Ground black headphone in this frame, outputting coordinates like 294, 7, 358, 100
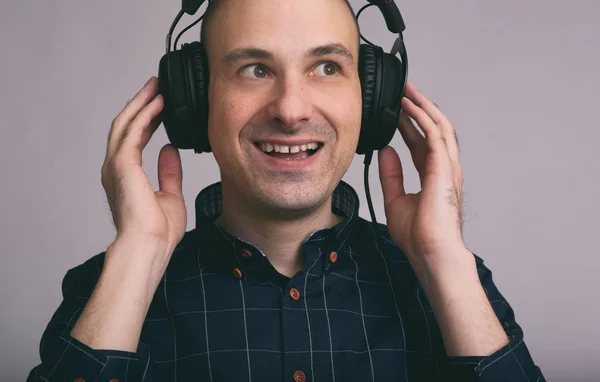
157, 0, 409, 156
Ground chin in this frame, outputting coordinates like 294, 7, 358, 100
253, 179, 331, 215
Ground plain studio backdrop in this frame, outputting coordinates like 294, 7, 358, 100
1, 0, 598, 380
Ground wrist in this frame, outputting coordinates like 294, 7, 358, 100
410, 246, 478, 293
410, 247, 509, 356
105, 237, 174, 304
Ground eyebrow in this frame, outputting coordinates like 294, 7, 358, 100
221, 43, 355, 67
308, 43, 354, 66
222, 47, 274, 67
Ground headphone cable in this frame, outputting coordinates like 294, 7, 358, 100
363, 151, 388, 257
174, 0, 210, 49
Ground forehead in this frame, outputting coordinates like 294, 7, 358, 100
205, 0, 358, 60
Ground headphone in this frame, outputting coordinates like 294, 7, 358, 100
157, 0, 409, 156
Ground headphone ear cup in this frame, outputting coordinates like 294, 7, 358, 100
158, 42, 210, 153
184, 42, 211, 153
357, 44, 379, 154
357, 44, 406, 154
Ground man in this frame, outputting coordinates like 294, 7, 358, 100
28, 0, 545, 380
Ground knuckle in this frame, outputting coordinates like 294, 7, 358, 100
100, 162, 114, 186
111, 115, 121, 129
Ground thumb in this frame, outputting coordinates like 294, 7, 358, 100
378, 145, 406, 208
158, 143, 183, 197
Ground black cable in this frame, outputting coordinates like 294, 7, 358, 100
166, 10, 185, 54
356, 4, 376, 46
363, 151, 388, 258
174, 13, 206, 49
166, 9, 185, 94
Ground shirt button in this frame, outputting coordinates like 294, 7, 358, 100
293, 370, 306, 382
233, 268, 243, 279
329, 251, 338, 263
240, 248, 252, 258
289, 287, 300, 301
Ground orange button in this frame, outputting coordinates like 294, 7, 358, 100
240, 248, 253, 258
74, 379, 85, 382
329, 251, 338, 263
294, 370, 306, 382
289, 287, 300, 301
233, 268, 243, 279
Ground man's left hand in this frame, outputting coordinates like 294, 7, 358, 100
378, 84, 512, 356
378, 81, 470, 266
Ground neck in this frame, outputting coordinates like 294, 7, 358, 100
214, 185, 343, 278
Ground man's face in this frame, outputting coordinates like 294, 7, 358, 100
205, 0, 362, 214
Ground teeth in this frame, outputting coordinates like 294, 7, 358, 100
258, 142, 320, 154
260, 142, 274, 152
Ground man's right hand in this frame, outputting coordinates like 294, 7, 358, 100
101, 76, 187, 260
70, 76, 187, 352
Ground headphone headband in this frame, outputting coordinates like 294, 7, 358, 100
161, 0, 408, 155
182, 0, 206, 15
366, 0, 405, 34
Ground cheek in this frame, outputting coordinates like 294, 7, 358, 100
333, 85, 363, 145
207, 85, 250, 154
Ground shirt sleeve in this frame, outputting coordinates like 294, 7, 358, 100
27, 254, 148, 382
436, 252, 546, 382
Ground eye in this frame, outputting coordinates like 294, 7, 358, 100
239, 64, 271, 79
313, 61, 340, 76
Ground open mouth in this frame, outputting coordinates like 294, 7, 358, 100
254, 142, 323, 160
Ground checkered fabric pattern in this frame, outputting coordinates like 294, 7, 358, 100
27, 181, 545, 381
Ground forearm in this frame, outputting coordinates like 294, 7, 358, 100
70, 238, 169, 352
413, 247, 509, 357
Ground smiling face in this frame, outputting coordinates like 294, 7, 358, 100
204, 0, 362, 216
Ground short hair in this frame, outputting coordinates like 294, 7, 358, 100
199, 0, 360, 50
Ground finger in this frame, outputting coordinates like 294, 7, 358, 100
378, 145, 406, 209
120, 94, 164, 151
397, 111, 426, 179
138, 112, 163, 151
107, 77, 159, 156
405, 82, 450, 127
158, 144, 183, 197
401, 96, 447, 155
404, 82, 460, 162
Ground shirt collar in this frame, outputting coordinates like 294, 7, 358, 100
194, 179, 360, 240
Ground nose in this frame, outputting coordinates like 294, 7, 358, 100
265, 75, 314, 130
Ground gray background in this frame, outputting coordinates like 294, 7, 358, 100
1, 0, 598, 380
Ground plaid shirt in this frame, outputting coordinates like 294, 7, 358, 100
28, 181, 545, 381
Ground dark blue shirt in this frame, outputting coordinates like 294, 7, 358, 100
28, 181, 545, 381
